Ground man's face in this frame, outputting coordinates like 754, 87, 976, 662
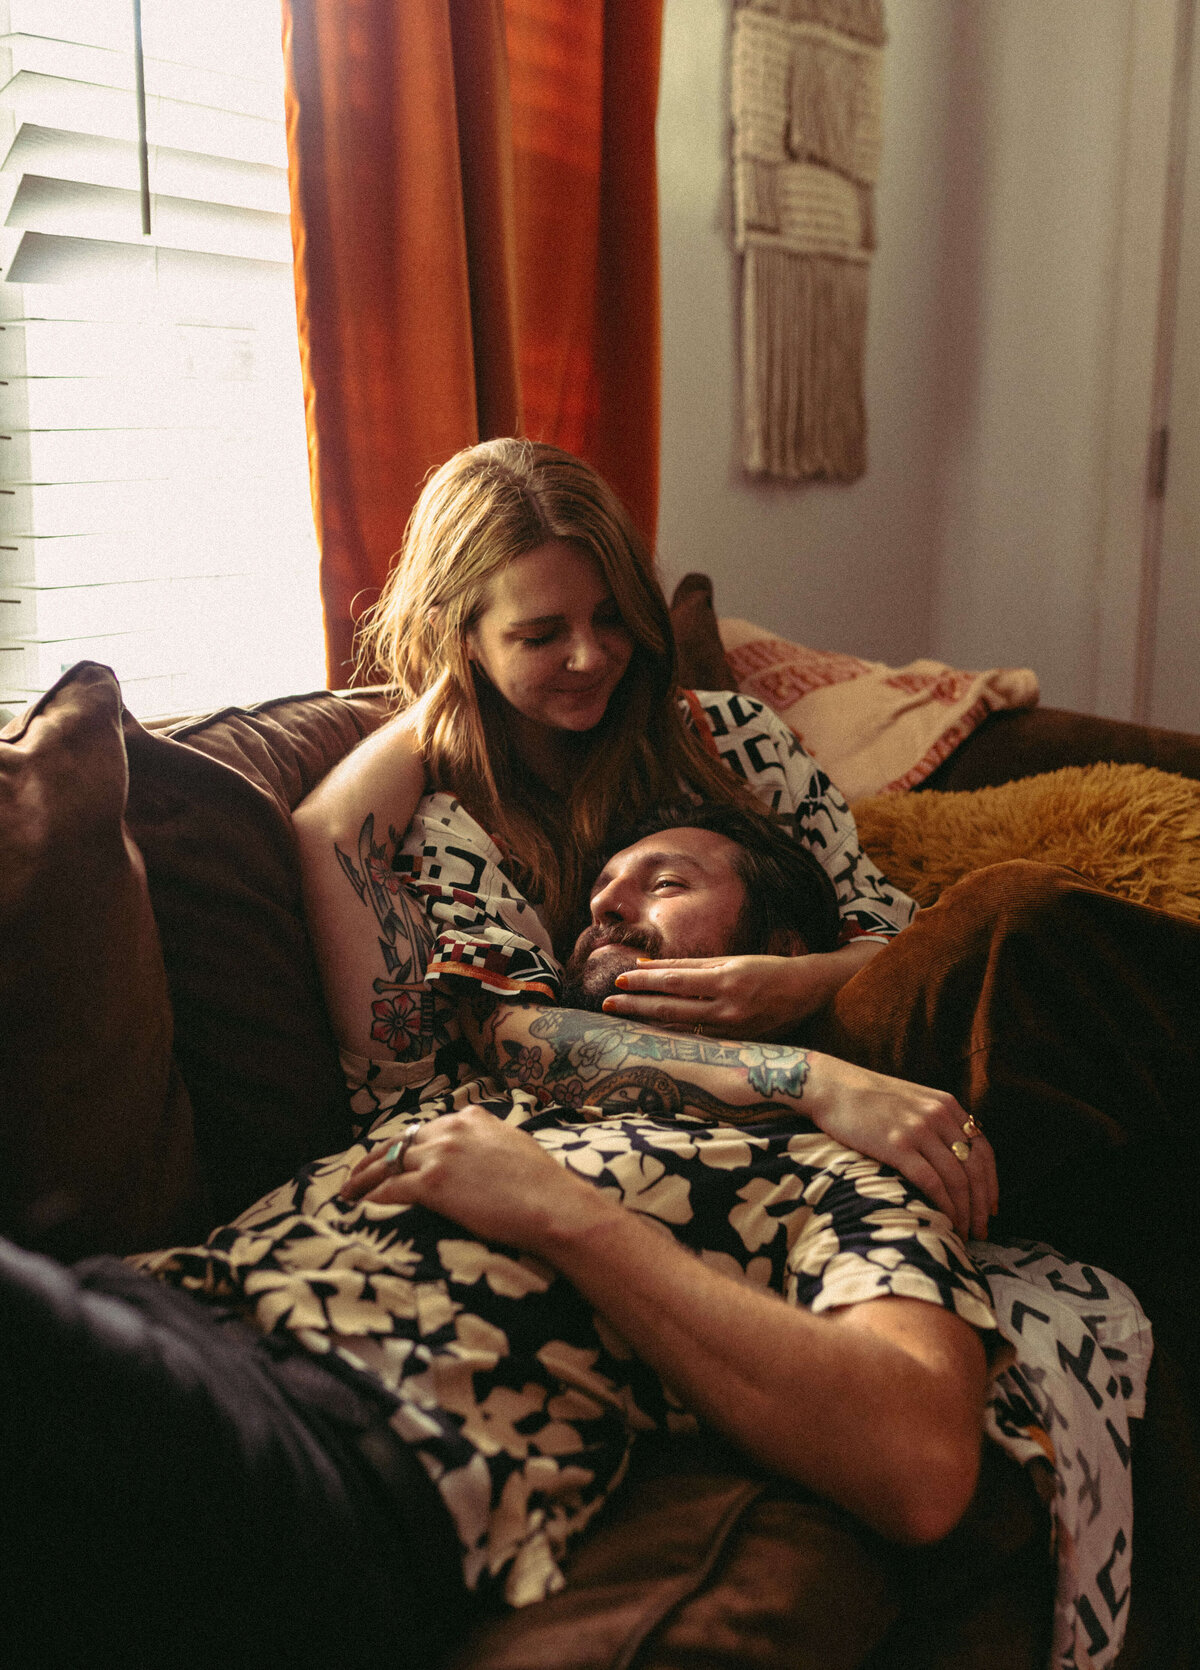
563, 827, 748, 1009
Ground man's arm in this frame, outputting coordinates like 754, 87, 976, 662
470, 1000, 997, 1240
340, 1104, 989, 1545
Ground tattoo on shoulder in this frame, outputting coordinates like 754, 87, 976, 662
335, 812, 433, 985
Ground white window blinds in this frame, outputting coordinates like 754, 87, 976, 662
0, 0, 325, 718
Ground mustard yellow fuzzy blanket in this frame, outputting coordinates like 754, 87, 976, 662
852, 762, 1200, 919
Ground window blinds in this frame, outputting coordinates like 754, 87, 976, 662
0, 0, 324, 717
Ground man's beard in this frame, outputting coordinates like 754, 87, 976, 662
561, 921, 665, 1010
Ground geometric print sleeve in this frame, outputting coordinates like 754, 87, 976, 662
682, 690, 918, 942
335, 792, 563, 1133
395, 791, 563, 1003
969, 1239, 1152, 1670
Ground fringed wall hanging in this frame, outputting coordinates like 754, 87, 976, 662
731, 0, 886, 481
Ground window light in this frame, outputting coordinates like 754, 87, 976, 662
0, 0, 326, 719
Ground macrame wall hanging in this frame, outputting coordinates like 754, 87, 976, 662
731, 0, 886, 482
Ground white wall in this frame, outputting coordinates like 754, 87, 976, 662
656, 0, 954, 664
928, 2, 1132, 711
657, 0, 1141, 712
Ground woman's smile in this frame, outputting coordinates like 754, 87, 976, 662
467, 540, 634, 747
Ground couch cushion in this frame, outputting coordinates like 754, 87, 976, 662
449, 1438, 1051, 1670
918, 704, 1200, 792
0, 663, 199, 1256
155, 686, 390, 812
669, 573, 737, 692
122, 692, 384, 1225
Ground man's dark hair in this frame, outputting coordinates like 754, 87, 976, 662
611, 801, 842, 956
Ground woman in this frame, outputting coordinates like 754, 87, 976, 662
294, 437, 1001, 1240
296, 439, 1200, 1406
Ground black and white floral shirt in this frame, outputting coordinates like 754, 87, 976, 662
136, 1090, 996, 1606
134, 779, 978, 1609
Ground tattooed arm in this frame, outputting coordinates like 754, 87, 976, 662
469, 1002, 996, 1238
472, 1000, 811, 1123
293, 709, 432, 1058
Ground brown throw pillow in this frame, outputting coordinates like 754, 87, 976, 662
670, 573, 736, 692
0, 663, 199, 1257
853, 762, 1200, 915
121, 694, 384, 1227
451, 1439, 1050, 1670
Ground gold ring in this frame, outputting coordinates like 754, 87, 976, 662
962, 1116, 982, 1140
385, 1121, 421, 1174
950, 1139, 971, 1164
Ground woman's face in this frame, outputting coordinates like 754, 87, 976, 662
467, 540, 635, 737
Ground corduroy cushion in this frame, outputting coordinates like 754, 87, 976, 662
122, 689, 388, 1226
917, 704, 1200, 793
155, 687, 390, 810
0, 663, 198, 1256
450, 1440, 1052, 1670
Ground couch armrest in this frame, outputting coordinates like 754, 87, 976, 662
449, 1435, 1052, 1670
918, 707, 1200, 793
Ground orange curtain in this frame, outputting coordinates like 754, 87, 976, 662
282, 0, 663, 685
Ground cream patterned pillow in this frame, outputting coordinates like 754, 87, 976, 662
720, 617, 1039, 801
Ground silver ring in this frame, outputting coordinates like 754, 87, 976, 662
384, 1121, 421, 1175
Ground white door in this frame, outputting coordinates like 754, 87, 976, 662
1150, 0, 1200, 731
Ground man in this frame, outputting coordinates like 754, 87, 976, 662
0, 801, 999, 1669
577, 802, 1200, 1392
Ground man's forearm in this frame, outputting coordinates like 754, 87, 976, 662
537, 1193, 987, 1545
473, 1001, 812, 1125
470, 999, 996, 1241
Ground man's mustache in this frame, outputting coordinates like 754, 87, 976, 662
569, 921, 663, 964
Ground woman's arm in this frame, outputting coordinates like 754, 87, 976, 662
292, 707, 430, 1057
339, 1103, 989, 1544
599, 938, 886, 1039
470, 1001, 998, 1240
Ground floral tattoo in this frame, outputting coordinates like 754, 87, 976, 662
485, 1008, 812, 1125
337, 814, 435, 1061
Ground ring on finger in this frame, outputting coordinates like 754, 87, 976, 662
384, 1121, 421, 1175
692, 1022, 705, 1037
962, 1115, 983, 1140
950, 1138, 972, 1164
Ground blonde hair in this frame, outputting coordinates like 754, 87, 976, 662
360, 438, 756, 944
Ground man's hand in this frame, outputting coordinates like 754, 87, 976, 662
338, 1105, 616, 1251
341, 1099, 988, 1546
803, 1055, 999, 1242
600, 941, 886, 1039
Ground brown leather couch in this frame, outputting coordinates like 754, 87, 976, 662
2, 599, 1197, 1666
